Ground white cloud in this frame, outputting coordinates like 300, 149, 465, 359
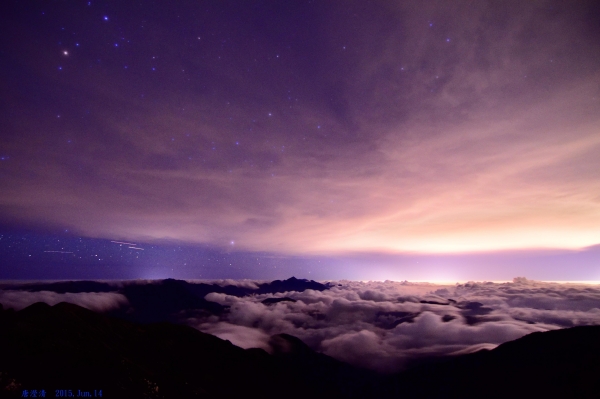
194, 321, 271, 351
195, 279, 600, 372
0, 290, 128, 312
4, 279, 599, 373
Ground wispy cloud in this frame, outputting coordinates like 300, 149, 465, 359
1, 1, 598, 256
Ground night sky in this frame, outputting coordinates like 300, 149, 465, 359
1, 1, 599, 281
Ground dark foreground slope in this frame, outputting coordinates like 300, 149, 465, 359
0, 302, 377, 399
384, 325, 600, 399
1, 301, 599, 399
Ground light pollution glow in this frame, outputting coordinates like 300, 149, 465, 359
1, 1, 599, 259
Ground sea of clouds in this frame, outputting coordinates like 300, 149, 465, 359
2, 278, 600, 373
190, 278, 600, 372
0, 289, 128, 313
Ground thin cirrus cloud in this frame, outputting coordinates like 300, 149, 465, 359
0, 1, 599, 256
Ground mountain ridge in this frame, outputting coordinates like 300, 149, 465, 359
1, 295, 599, 398
0, 300, 375, 398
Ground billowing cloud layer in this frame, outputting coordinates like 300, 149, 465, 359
0, 290, 129, 312
193, 279, 600, 372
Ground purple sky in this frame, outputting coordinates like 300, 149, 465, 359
1, 1, 599, 280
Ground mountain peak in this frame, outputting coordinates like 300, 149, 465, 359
269, 333, 312, 356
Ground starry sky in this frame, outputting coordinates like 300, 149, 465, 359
1, 1, 599, 281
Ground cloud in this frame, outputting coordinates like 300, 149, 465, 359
192, 279, 600, 372
321, 329, 401, 372
194, 321, 272, 351
201, 279, 262, 289
2, 1, 599, 256
0, 290, 129, 312
3, 278, 599, 373
389, 311, 549, 348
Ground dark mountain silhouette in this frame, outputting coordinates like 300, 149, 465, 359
0, 280, 116, 293
6, 278, 230, 324
419, 300, 450, 305
374, 311, 420, 329
110, 277, 330, 323
383, 325, 600, 399
114, 278, 227, 323
3, 277, 332, 324
0, 301, 377, 398
261, 297, 297, 305
266, 333, 381, 398
2, 280, 599, 398
2, 301, 599, 398
5, 277, 330, 297
255, 276, 332, 294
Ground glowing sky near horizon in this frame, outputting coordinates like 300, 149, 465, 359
1, 1, 600, 272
